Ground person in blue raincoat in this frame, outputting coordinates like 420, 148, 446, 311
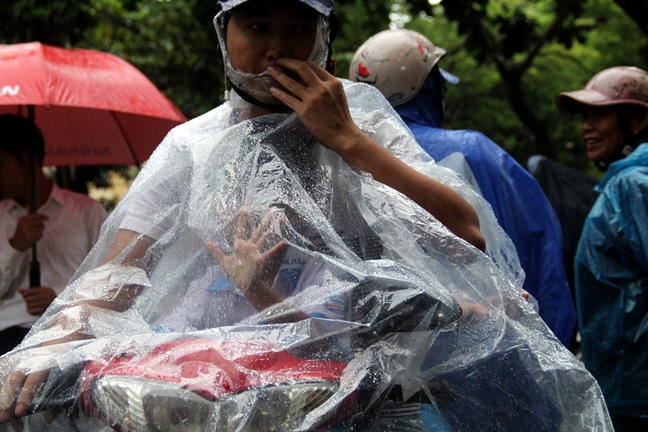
556, 66, 648, 432
350, 29, 576, 348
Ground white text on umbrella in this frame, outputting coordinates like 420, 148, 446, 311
1, 86, 20, 97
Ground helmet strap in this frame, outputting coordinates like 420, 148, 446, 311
223, 62, 230, 102
229, 83, 292, 112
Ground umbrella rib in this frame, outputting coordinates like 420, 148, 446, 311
110, 111, 140, 165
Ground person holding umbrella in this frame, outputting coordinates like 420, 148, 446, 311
0, 37, 184, 357
0, 114, 107, 356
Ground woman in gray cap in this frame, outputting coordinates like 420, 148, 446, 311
557, 66, 648, 432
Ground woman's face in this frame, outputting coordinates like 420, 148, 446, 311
581, 106, 625, 163
226, 1, 319, 75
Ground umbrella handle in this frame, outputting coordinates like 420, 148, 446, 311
28, 105, 41, 288
29, 256, 41, 288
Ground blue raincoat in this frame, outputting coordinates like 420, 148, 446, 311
395, 76, 576, 346
575, 143, 648, 418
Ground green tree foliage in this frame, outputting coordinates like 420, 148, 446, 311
84, 0, 222, 118
0, 0, 96, 46
333, 0, 393, 77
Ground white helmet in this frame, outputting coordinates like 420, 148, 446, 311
349, 29, 446, 106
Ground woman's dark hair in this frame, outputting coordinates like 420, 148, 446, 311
326, 13, 339, 74
0, 114, 45, 165
618, 105, 648, 148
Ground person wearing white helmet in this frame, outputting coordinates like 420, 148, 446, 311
350, 29, 576, 348
556, 66, 648, 432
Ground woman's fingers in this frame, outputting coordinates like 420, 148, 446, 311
14, 371, 48, 417
205, 241, 226, 264
267, 59, 329, 108
268, 67, 303, 99
270, 87, 300, 110
234, 207, 252, 240
0, 369, 49, 422
210, 210, 283, 262
307, 61, 334, 81
273, 58, 320, 87
263, 240, 288, 262
0, 371, 24, 422
268, 58, 355, 151
250, 210, 277, 243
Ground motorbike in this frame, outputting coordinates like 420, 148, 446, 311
6, 279, 462, 431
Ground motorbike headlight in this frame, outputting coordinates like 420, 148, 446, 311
90, 377, 214, 432
216, 382, 339, 431
90, 377, 338, 432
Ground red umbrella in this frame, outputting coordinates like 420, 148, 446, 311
0, 42, 187, 286
0, 41, 187, 166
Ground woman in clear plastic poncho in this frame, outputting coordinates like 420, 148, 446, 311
556, 66, 648, 432
0, 0, 611, 430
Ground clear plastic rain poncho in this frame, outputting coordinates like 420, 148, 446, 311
0, 81, 611, 431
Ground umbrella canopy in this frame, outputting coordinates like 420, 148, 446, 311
0, 41, 187, 166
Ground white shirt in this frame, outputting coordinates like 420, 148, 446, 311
0, 184, 107, 330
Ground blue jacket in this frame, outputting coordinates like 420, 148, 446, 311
395, 97, 576, 347
575, 143, 648, 418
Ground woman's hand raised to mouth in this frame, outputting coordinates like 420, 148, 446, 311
267, 58, 485, 252
268, 58, 363, 154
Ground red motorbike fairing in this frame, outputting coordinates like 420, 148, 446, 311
80, 339, 346, 401
78, 339, 348, 430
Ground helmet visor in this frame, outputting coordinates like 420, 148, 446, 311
218, 0, 334, 17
